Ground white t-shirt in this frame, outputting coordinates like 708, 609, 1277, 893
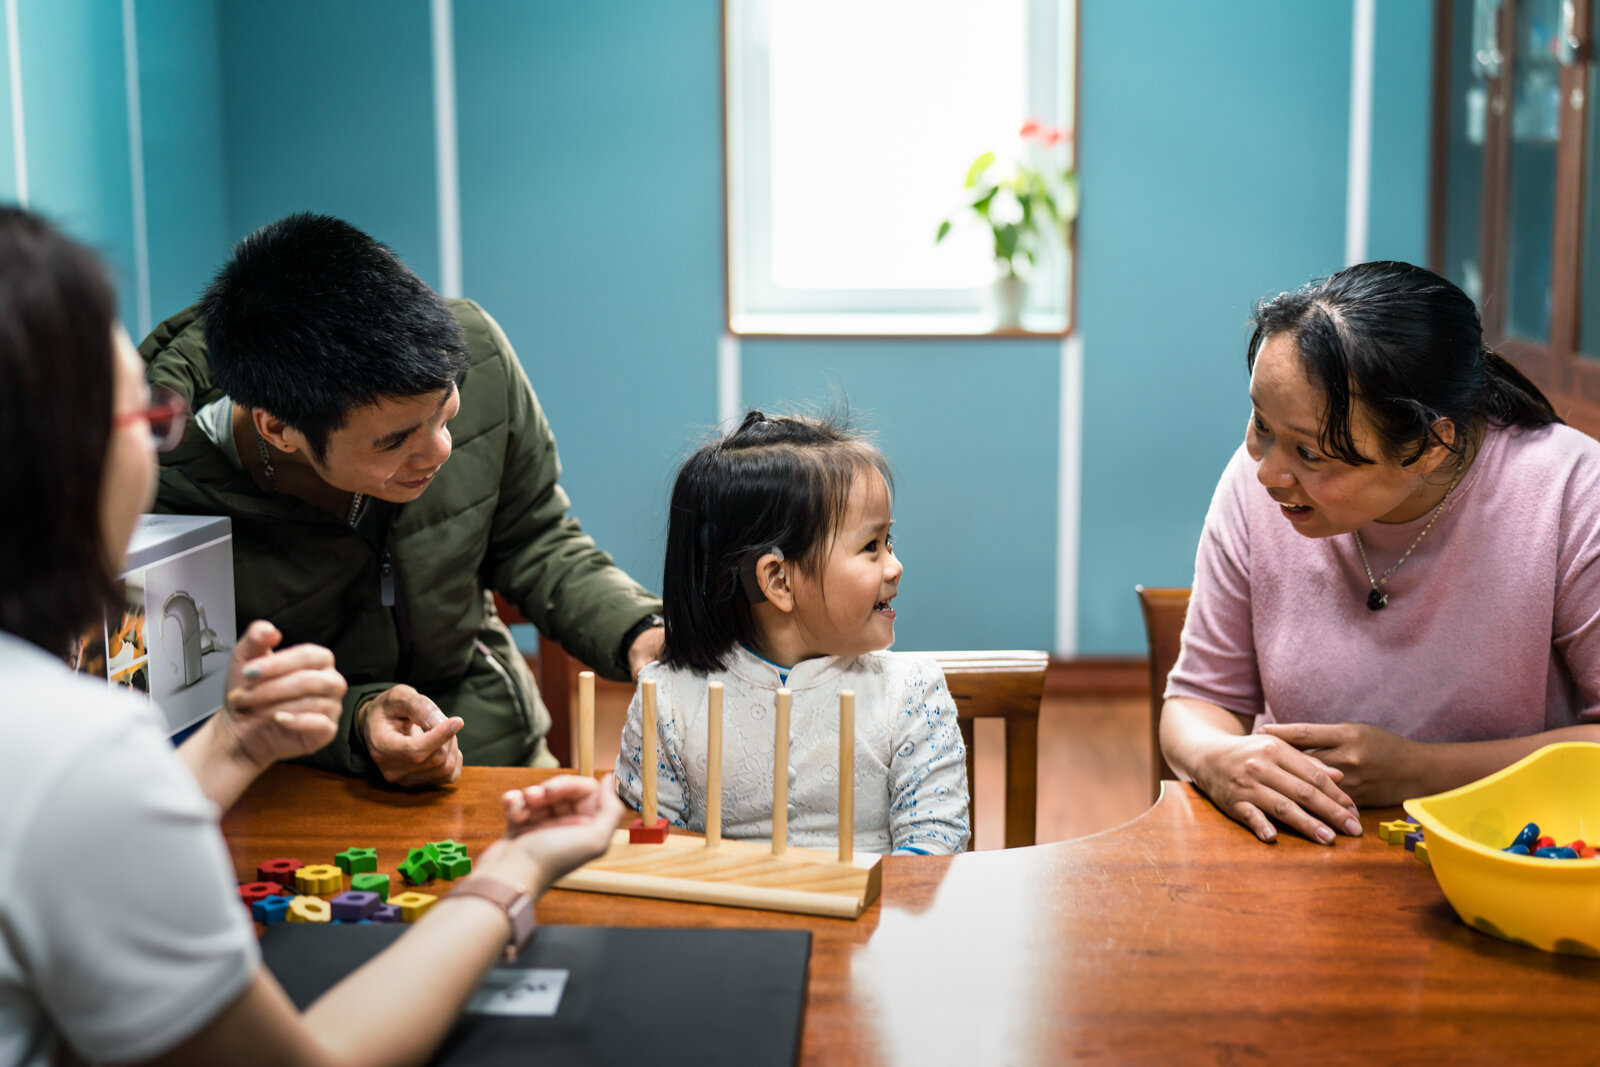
0, 631, 259, 1066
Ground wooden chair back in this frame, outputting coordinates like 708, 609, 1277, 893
1135, 586, 1189, 804
932, 650, 1047, 850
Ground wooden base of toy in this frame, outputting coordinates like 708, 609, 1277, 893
628, 817, 670, 843
555, 829, 883, 919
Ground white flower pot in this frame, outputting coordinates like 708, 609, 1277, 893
988, 275, 1027, 329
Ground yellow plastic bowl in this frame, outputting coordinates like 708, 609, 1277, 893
1404, 742, 1600, 956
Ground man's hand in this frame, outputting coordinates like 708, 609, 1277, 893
627, 624, 665, 680
219, 621, 346, 768
1257, 721, 1421, 807
358, 685, 465, 788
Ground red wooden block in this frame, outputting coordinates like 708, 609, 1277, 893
258, 858, 304, 888
238, 882, 281, 907
628, 817, 670, 844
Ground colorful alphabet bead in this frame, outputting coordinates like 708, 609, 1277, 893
351, 873, 391, 900
330, 890, 382, 921
389, 891, 437, 922
252, 894, 292, 924
287, 896, 331, 923
294, 863, 344, 895
335, 847, 378, 875
257, 858, 304, 888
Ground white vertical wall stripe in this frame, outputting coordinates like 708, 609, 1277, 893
717, 333, 741, 430
6, 0, 25, 207
1054, 333, 1083, 656
121, 0, 151, 337
430, 0, 463, 298
1345, 0, 1375, 267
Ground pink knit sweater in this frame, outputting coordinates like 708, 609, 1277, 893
1166, 423, 1600, 740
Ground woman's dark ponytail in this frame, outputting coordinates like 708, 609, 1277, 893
1480, 347, 1562, 429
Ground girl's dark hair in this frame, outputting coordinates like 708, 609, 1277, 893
660, 410, 892, 673
0, 208, 121, 655
1246, 260, 1560, 467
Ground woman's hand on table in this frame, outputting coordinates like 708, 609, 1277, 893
1192, 732, 1364, 845
495, 774, 625, 892
1257, 721, 1420, 807
220, 621, 346, 767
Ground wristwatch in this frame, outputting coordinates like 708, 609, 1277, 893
618, 612, 665, 664
450, 876, 536, 961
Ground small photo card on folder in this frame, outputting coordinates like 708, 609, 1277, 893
261, 923, 811, 1067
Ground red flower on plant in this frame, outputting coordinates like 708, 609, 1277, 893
1019, 118, 1041, 140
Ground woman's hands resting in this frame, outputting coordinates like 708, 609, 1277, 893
1161, 697, 1368, 845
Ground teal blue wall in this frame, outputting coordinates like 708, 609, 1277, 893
6, 0, 1439, 656
1369, 0, 1435, 265
215, 0, 440, 288
454, 0, 725, 590
1074, 1, 1354, 651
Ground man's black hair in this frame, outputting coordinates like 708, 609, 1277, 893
200, 213, 470, 461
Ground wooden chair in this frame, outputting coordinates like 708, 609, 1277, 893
933, 650, 1047, 850
1135, 586, 1189, 804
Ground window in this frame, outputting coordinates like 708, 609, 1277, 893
725, 0, 1077, 335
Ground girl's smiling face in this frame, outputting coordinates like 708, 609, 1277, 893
1246, 331, 1454, 538
785, 470, 903, 659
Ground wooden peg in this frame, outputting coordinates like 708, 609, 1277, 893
773, 687, 791, 856
706, 681, 724, 849
838, 689, 854, 863
641, 678, 659, 825
577, 670, 595, 777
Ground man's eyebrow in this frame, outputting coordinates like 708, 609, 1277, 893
371, 388, 453, 450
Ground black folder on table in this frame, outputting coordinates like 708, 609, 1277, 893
262, 924, 810, 1067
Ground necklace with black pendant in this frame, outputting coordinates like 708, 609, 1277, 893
1351, 467, 1463, 612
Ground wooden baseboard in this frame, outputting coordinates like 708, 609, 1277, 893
1045, 655, 1150, 698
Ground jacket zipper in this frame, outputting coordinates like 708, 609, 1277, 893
474, 638, 533, 737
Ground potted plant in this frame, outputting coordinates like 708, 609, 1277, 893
936, 119, 1078, 329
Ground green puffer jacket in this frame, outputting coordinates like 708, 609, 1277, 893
140, 298, 662, 775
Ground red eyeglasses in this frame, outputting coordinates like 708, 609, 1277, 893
113, 385, 189, 452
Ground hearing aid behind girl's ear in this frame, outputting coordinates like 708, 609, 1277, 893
739, 546, 784, 603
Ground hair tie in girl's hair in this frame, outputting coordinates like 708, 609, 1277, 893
739, 546, 783, 603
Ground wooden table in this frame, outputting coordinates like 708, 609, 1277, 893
222, 766, 1600, 1065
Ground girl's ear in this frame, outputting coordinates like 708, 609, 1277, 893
755, 551, 794, 613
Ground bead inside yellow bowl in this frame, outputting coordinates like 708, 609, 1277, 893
1404, 742, 1600, 956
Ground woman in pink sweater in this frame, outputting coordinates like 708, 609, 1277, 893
1160, 261, 1600, 845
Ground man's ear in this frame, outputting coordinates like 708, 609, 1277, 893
252, 408, 304, 456
756, 551, 794, 614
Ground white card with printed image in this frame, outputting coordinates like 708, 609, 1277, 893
464, 968, 570, 1017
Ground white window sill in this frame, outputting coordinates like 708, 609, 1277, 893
728, 311, 1070, 338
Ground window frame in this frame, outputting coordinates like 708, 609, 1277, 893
721, 0, 1081, 338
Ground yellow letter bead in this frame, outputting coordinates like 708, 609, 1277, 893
389, 891, 437, 922
294, 863, 344, 894
286, 896, 331, 923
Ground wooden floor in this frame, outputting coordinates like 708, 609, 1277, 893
587, 684, 1153, 849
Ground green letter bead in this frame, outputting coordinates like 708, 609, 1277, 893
335, 847, 379, 875
350, 873, 390, 900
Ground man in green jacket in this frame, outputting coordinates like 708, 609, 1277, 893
142, 214, 663, 786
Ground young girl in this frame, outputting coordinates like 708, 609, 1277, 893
615, 411, 970, 855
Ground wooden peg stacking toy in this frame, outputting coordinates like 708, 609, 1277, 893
629, 678, 670, 843
838, 689, 854, 864
772, 688, 792, 856
706, 681, 723, 849
556, 681, 883, 919
578, 670, 595, 778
